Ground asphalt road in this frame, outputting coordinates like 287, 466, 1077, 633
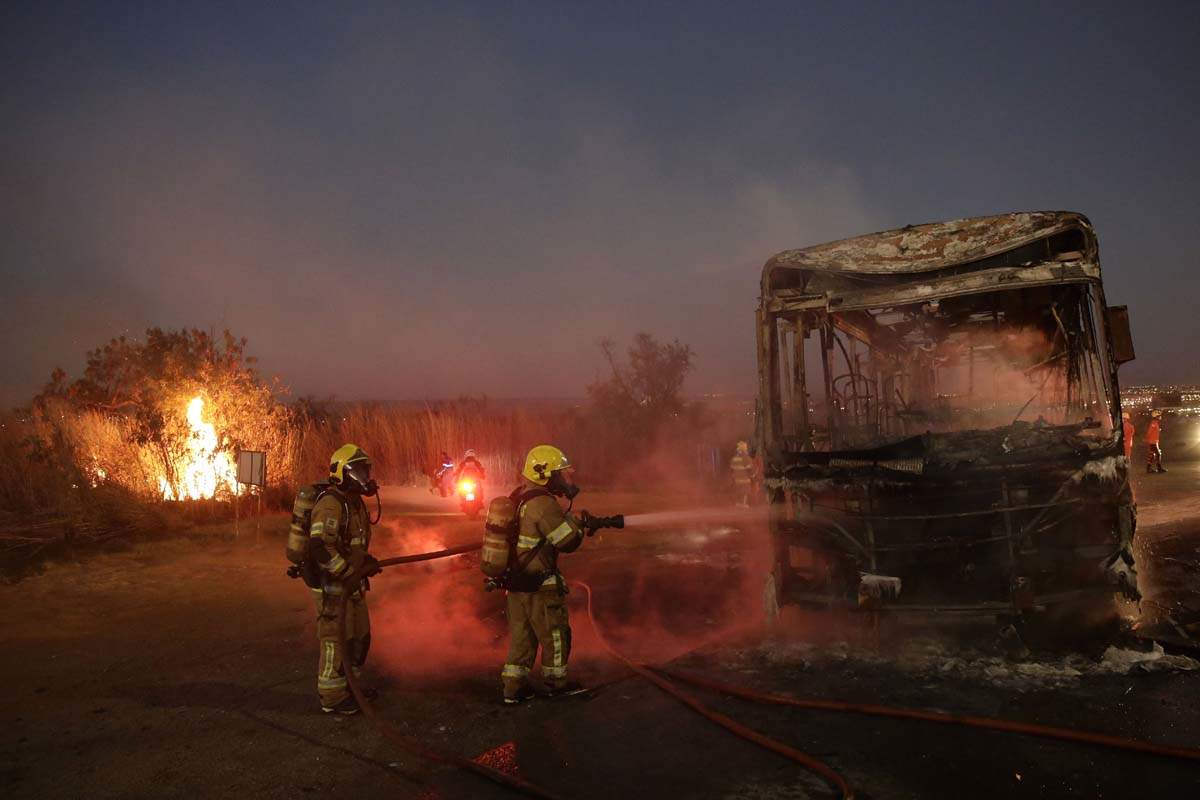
1, 477, 1197, 799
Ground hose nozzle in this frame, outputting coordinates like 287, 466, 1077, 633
580, 511, 625, 535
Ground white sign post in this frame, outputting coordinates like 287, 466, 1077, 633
236, 451, 267, 542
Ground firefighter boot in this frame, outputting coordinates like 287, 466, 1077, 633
323, 695, 360, 716
503, 683, 536, 705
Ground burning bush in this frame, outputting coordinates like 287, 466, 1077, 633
34, 328, 291, 503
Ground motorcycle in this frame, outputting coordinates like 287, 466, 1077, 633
456, 476, 485, 519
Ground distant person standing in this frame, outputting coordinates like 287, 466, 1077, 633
751, 447, 765, 504
433, 450, 455, 496
1122, 410, 1135, 461
729, 441, 755, 507
1146, 410, 1166, 473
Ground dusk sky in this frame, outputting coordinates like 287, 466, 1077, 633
4, 1, 1199, 408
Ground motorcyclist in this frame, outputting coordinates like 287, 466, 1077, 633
308, 444, 381, 715
456, 449, 487, 487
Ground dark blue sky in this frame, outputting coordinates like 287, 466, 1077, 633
4, 1, 1198, 406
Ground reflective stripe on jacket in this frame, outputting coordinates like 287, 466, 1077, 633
513, 481, 582, 580
729, 454, 754, 484
310, 489, 372, 583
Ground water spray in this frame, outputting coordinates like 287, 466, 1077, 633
620, 505, 769, 528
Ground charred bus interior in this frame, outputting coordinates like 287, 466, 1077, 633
773, 282, 1114, 452
757, 213, 1138, 629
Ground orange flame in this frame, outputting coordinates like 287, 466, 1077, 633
159, 396, 239, 500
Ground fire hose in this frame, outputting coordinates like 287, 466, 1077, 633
576, 581, 856, 799
335, 547, 566, 800
578, 584, 1200, 795
649, 667, 1200, 764
333, 546, 1200, 800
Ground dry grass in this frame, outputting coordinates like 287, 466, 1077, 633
0, 399, 569, 521
0, 398, 569, 575
288, 401, 567, 489
0, 396, 741, 574
0, 408, 170, 574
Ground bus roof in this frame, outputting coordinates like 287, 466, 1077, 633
764, 211, 1095, 279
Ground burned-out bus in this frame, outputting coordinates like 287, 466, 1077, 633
756, 212, 1139, 634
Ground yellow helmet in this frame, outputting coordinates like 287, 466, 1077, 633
522, 444, 571, 485
329, 443, 371, 486
736, 440, 749, 455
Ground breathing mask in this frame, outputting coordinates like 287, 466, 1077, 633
343, 460, 379, 497
547, 469, 579, 500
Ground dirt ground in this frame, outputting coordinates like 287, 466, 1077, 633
2, 471, 1198, 799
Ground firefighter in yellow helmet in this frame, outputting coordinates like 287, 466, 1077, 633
729, 440, 755, 507
310, 444, 381, 714
500, 444, 587, 704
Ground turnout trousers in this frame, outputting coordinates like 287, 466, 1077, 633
501, 579, 571, 698
1147, 443, 1164, 472
313, 588, 371, 708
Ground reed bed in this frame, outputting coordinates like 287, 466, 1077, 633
0, 396, 739, 571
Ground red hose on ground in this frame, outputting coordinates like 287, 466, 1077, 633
336, 558, 565, 800
336, 541, 1200, 800
655, 665, 1200, 764
576, 581, 855, 800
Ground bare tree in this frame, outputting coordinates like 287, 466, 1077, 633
587, 333, 694, 439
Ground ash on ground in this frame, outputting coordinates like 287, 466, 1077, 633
699, 637, 1199, 692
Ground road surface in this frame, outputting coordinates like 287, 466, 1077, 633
1, 474, 1197, 798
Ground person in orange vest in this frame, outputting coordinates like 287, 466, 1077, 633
1145, 410, 1166, 474
1121, 410, 1135, 461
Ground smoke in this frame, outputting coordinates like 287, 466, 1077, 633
9, 4, 1200, 409
570, 509, 778, 667
929, 324, 1110, 429
810, 316, 1115, 440
367, 568, 507, 681
360, 492, 779, 684
373, 518, 449, 558
365, 517, 506, 680
0, 6, 880, 409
